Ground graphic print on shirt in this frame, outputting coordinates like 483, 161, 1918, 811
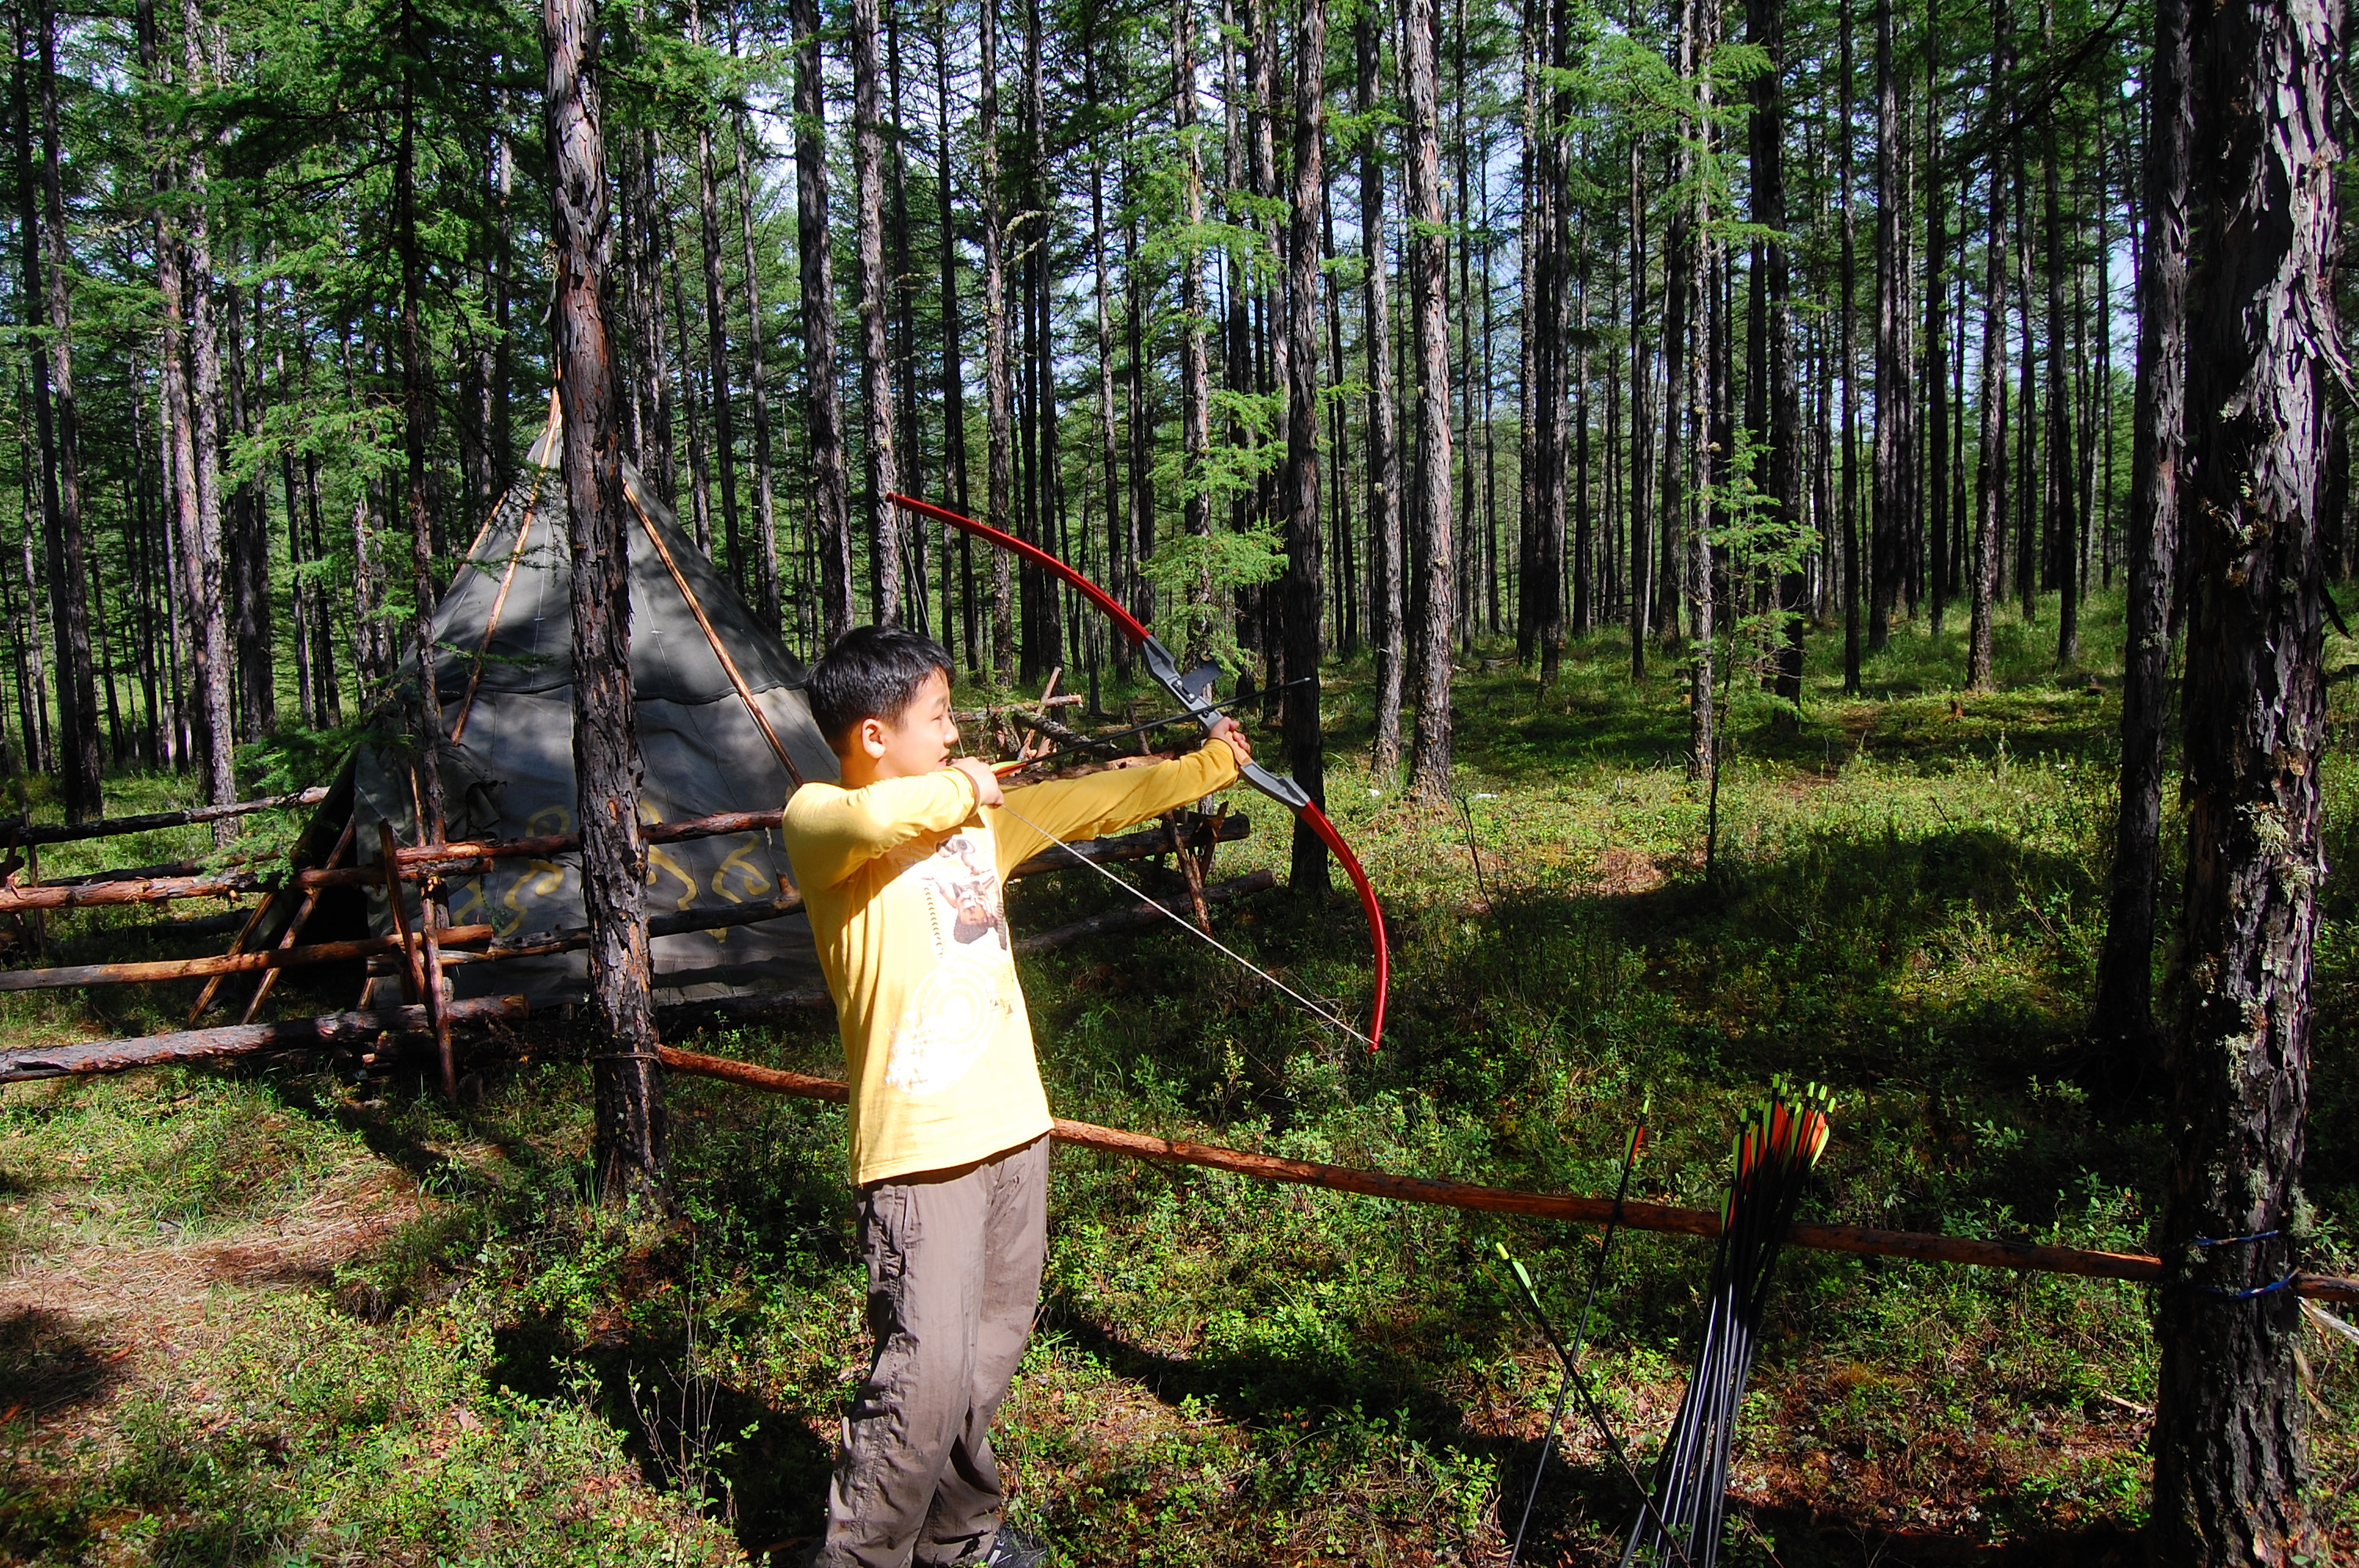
884, 829, 1017, 1096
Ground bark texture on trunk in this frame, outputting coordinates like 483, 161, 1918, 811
732, 114, 782, 632
983, 0, 1016, 677
1360, 5, 1402, 775
695, 102, 741, 582
1750, 0, 1800, 707
852, 0, 901, 624
1281, 0, 1329, 894
30, 0, 96, 819
2153, 2, 2338, 1559
396, 50, 446, 847
791, 0, 854, 644
1403, 0, 1453, 807
1867, 0, 1907, 653
2092, 0, 2190, 1062
1966, 0, 2010, 695
169, 0, 236, 835
542, 0, 667, 1207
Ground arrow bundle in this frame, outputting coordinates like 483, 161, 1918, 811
1620, 1080, 1835, 1568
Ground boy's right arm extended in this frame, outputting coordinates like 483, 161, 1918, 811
781, 771, 979, 890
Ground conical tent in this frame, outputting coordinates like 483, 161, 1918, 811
352, 417, 839, 1008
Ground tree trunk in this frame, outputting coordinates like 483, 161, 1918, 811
791, 0, 854, 644
1683, 0, 1717, 778
1627, 105, 1651, 681
1173, 0, 1214, 667
1920, 0, 1946, 637
1282, 0, 1329, 893
221, 263, 271, 742
1361, 3, 1403, 776
1751, 0, 1801, 708
2041, 0, 2077, 666
732, 110, 782, 632
852, 0, 901, 625
692, 59, 742, 590
27, 0, 96, 818
1402, 0, 1453, 805
152, 0, 234, 834
1837, 0, 1859, 691
983, 0, 1016, 677
2154, 1, 2340, 1555
543, 0, 667, 1209
2090, 0, 2190, 1060
1966, 0, 2010, 695
1867, 0, 1907, 653
395, 49, 445, 846
933, 0, 975, 666
933, 0, 976, 668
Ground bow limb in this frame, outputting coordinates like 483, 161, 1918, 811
891, 492, 1390, 1050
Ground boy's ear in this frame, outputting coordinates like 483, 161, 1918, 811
857, 715, 891, 760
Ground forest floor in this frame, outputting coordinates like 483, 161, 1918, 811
2, 588, 2356, 1566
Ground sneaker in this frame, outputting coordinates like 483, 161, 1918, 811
984, 1524, 1049, 1568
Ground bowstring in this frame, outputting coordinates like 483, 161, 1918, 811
992, 795, 1376, 1051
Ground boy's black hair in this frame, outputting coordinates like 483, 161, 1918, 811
807, 626, 953, 751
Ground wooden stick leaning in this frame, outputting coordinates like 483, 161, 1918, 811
239, 818, 361, 1024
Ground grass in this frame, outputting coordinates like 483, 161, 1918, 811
2, 586, 2355, 1566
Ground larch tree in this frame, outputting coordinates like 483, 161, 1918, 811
2150, 0, 2339, 1557
1403, 0, 1455, 807
1281, 0, 1329, 892
791, 0, 854, 644
2092, 0, 2192, 1067
852, 0, 901, 624
543, 0, 667, 1207
1359, 0, 1403, 777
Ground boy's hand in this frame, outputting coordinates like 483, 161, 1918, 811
1209, 717, 1253, 767
948, 757, 1005, 809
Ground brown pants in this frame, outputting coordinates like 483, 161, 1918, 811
812, 1135, 1049, 1568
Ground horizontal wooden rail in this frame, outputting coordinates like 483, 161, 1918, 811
397, 808, 790, 869
0, 868, 275, 913
0, 788, 329, 848
0, 995, 526, 1083
655, 1048, 2359, 1308
381, 897, 809, 971
0, 925, 496, 992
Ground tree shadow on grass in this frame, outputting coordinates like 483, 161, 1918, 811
489, 1307, 834, 1563
0, 1307, 131, 1421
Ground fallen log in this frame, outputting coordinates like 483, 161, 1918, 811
652, 1047, 2359, 1308
0, 788, 330, 849
0, 994, 528, 1083
0, 925, 496, 993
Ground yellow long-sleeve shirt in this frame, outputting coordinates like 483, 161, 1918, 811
780, 742, 1243, 1185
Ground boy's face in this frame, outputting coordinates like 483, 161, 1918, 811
854, 667, 959, 782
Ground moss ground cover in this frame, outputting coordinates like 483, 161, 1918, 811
2, 590, 2354, 1565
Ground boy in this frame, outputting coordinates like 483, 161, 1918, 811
782, 626, 1250, 1568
